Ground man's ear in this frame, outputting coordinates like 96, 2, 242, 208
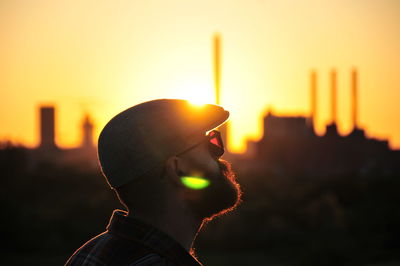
165, 156, 184, 186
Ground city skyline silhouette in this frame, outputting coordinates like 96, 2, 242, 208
1, 1, 400, 152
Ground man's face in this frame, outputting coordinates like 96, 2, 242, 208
177, 135, 242, 222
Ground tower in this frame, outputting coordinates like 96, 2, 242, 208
213, 33, 228, 150
214, 34, 221, 106
81, 114, 94, 148
326, 69, 338, 136
331, 69, 337, 126
351, 68, 358, 131
39, 106, 56, 149
308, 70, 317, 134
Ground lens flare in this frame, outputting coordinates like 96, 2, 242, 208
180, 176, 211, 190
187, 99, 207, 108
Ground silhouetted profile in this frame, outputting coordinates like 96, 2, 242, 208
65, 99, 242, 265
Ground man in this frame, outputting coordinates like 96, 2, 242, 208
66, 99, 242, 266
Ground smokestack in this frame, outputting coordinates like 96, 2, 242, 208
330, 69, 337, 125
214, 34, 221, 105
351, 68, 358, 130
309, 70, 317, 132
39, 106, 56, 148
213, 33, 228, 151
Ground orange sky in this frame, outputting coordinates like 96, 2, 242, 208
1, 0, 400, 153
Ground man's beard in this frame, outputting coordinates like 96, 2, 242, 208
184, 159, 242, 222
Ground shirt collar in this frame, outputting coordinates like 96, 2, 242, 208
106, 209, 202, 266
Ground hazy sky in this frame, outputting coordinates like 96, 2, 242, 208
1, 0, 399, 152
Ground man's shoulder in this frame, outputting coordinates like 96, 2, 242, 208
65, 232, 169, 266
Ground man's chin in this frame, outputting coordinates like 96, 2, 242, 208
190, 160, 242, 222
203, 196, 241, 223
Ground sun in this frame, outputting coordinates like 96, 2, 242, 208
188, 96, 210, 106
178, 83, 215, 106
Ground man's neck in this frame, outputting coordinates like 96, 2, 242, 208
127, 205, 202, 252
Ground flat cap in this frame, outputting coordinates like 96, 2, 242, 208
98, 99, 229, 188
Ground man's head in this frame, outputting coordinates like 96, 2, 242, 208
98, 99, 241, 222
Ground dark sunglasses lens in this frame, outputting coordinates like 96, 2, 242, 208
210, 136, 222, 148
208, 131, 224, 157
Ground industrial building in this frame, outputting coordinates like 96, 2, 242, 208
241, 69, 399, 177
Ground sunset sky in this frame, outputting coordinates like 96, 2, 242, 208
1, 0, 399, 153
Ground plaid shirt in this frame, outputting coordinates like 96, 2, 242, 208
65, 210, 203, 266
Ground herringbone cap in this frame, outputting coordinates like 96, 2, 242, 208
98, 99, 229, 188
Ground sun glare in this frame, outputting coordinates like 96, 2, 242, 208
183, 91, 214, 106
177, 81, 215, 106
188, 97, 209, 106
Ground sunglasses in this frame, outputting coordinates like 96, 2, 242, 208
177, 130, 225, 158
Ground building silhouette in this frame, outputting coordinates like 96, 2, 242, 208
39, 106, 57, 150
240, 69, 400, 177
29, 106, 97, 170
10, 68, 399, 176
81, 114, 95, 149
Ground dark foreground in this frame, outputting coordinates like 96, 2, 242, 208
1, 146, 400, 265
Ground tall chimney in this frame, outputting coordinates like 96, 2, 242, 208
309, 70, 317, 132
214, 34, 221, 105
213, 33, 228, 151
351, 68, 358, 130
330, 69, 337, 125
39, 106, 56, 148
